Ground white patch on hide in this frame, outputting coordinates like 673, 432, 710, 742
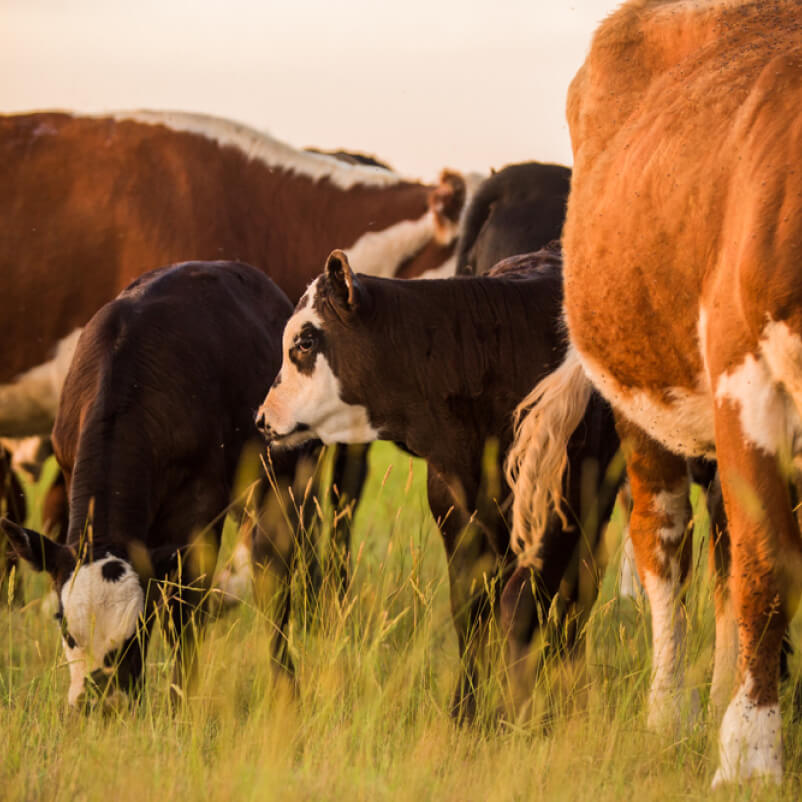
60, 555, 144, 706
712, 672, 783, 787
715, 353, 791, 456
257, 279, 380, 447
642, 569, 688, 734
578, 353, 715, 458
345, 211, 439, 278
108, 111, 405, 191
652, 486, 690, 544
0, 329, 82, 436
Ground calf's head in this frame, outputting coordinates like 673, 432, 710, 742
1, 517, 145, 708
256, 250, 380, 447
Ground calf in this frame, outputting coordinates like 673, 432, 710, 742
256, 246, 620, 719
2, 261, 300, 707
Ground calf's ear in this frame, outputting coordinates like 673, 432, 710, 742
1, 517, 74, 577
325, 249, 361, 312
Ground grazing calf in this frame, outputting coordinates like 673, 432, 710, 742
256, 247, 620, 719
455, 162, 570, 277
2, 261, 297, 707
508, 0, 802, 785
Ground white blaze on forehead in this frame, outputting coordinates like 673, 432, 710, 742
60, 555, 144, 706
260, 278, 380, 445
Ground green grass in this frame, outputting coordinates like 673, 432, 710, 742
2, 442, 801, 801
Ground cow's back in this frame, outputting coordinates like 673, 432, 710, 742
53, 261, 292, 543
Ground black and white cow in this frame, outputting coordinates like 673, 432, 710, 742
255, 246, 621, 719
1, 260, 305, 707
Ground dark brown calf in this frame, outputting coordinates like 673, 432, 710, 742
256, 246, 620, 720
2, 261, 302, 707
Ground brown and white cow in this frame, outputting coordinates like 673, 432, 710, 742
0, 110, 469, 594
0, 110, 468, 439
2, 261, 302, 707
508, 0, 802, 785
255, 247, 620, 720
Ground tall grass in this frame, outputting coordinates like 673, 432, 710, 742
1, 443, 800, 801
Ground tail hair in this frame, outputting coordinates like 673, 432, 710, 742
505, 346, 592, 567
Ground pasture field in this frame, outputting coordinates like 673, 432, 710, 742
2, 443, 801, 801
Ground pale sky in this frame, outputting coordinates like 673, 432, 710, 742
2, 0, 621, 180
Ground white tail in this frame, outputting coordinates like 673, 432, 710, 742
505, 346, 593, 567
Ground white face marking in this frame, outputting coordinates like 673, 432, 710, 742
0, 329, 82, 436
257, 279, 380, 447
712, 672, 783, 787
60, 555, 144, 706
107, 111, 405, 191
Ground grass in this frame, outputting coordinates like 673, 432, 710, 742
1, 441, 801, 801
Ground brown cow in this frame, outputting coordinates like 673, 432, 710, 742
2, 260, 303, 707
508, 0, 802, 786
254, 247, 621, 720
0, 110, 468, 438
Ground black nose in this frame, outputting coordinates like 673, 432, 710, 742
255, 410, 274, 439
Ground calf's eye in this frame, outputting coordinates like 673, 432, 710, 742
297, 336, 315, 353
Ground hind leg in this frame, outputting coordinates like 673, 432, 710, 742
616, 416, 694, 734
710, 399, 802, 785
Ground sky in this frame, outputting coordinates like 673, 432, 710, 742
2, 0, 621, 180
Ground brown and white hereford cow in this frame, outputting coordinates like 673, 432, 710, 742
508, 0, 802, 785
0, 110, 467, 439
255, 247, 620, 720
2, 261, 301, 707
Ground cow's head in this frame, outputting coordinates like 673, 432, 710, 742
255, 250, 381, 447
1, 517, 146, 708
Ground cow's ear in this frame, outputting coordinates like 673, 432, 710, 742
325, 249, 360, 312
1, 517, 74, 578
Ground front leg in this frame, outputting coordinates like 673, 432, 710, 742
164, 535, 219, 707
428, 467, 504, 723
616, 416, 694, 734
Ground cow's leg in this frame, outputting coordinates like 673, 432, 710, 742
616, 417, 693, 734
0, 448, 26, 605
710, 402, 801, 786
328, 443, 370, 596
164, 529, 220, 707
702, 472, 739, 717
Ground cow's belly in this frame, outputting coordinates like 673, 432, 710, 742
0, 329, 81, 436
579, 350, 715, 458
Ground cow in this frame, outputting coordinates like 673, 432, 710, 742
1, 260, 305, 708
0, 110, 470, 595
455, 162, 571, 277
507, 0, 802, 785
254, 246, 621, 720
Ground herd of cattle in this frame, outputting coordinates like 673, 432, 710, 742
0, 0, 800, 787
